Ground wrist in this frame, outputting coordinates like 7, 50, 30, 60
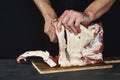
44, 14, 57, 21
84, 11, 95, 22
85, 11, 94, 22
82, 11, 94, 25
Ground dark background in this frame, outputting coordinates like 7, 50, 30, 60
0, 0, 120, 59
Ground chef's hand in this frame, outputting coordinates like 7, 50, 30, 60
44, 18, 58, 43
58, 10, 92, 35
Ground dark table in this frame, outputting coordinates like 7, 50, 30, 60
0, 59, 120, 80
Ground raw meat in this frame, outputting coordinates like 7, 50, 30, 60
16, 23, 103, 67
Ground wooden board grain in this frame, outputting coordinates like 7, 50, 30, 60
31, 59, 112, 74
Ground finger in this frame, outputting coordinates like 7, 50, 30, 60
52, 18, 57, 22
58, 10, 69, 21
52, 31, 57, 43
67, 16, 78, 34
45, 26, 54, 41
61, 14, 74, 33
69, 25, 78, 35
57, 20, 62, 32
49, 29, 57, 43
67, 16, 76, 27
51, 19, 57, 27
74, 17, 82, 33
64, 24, 73, 33
51, 34, 57, 43
62, 14, 70, 24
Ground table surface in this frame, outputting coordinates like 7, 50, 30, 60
0, 59, 120, 80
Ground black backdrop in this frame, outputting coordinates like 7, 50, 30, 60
0, 0, 120, 59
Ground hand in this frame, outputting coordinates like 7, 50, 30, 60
58, 10, 92, 35
44, 18, 58, 43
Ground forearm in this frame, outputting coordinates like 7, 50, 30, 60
84, 0, 116, 22
33, 0, 57, 20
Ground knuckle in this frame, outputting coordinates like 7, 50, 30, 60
75, 22, 80, 27
62, 19, 67, 24
75, 24, 79, 27
50, 39, 54, 42
77, 13, 81, 17
64, 10, 69, 13
69, 10, 74, 12
68, 22, 73, 27
44, 29, 48, 34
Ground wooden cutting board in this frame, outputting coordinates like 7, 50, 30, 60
104, 57, 120, 63
31, 57, 120, 74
